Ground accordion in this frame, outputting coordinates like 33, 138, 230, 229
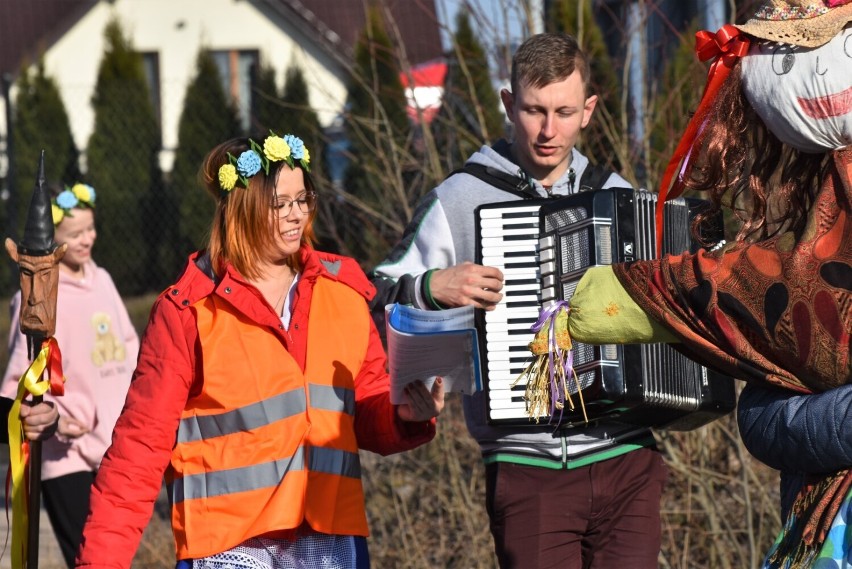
474, 188, 736, 430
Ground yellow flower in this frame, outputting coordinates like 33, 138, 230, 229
218, 164, 238, 191
603, 302, 620, 317
263, 136, 291, 162
302, 147, 310, 164
71, 183, 92, 204
51, 204, 65, 225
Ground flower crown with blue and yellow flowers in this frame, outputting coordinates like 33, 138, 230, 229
217, 132, 311, 193
51, 183, 96, 226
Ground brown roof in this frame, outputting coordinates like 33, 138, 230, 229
0, 0, 96, 76
295, 0, 442, 63
0, 0, 443, 78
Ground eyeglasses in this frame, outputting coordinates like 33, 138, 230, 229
272, 192, 317, 216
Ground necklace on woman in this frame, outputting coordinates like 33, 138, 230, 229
272, 286, 288, 316
273, 267, 296, 316
255, 265, 295, 316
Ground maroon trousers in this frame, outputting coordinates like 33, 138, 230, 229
485, 447, 668, 569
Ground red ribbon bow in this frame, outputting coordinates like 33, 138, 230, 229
695, 25, 751, 65
654, 25, 750, 256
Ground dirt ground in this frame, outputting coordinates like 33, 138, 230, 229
0, 506, 64, 569
0, 468, 174, 568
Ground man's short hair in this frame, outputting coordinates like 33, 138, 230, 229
510, 33, 592, 97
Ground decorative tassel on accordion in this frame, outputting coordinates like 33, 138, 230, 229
513, 300, 588, 425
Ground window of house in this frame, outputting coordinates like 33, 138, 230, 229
210, 50, 259, 132
140, 51, 162, 139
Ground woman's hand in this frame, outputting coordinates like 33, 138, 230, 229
58, 415, 91, 439
396, 377, 445, 422
20, 400, 59, 441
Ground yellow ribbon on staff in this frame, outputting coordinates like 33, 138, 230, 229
7, 341, 59, 568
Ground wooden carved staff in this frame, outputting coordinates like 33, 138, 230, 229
4, 151, 67, 568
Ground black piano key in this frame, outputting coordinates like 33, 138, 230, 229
506, 300, 540, 308
504, 233, 538, 242
504, 261, 539, 269
499, 222, 539, 230
500, 211, 540, 220
505, 289, 540, 297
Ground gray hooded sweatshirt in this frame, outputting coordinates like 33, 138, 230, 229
369, 143, 656, 468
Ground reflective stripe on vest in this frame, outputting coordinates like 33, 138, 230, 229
168, 277, 371, 559
170, 446, 362, 503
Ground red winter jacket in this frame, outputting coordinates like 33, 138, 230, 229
75, 247, 435, 568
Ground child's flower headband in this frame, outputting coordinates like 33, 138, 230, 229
51, 183, 96, 225
217, 132, 311, 193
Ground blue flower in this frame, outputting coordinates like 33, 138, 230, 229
284, 135, 306, 160
55, 190, 79, 210
236, 150, 262, 178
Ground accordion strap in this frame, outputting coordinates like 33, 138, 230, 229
451, 163, 541, 200
451, 161, 614, 200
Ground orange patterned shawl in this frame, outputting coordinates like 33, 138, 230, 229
614, 147, 851, 395
612, 146, 852, 564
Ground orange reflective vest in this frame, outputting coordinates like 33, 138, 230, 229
167, 277, 370, 559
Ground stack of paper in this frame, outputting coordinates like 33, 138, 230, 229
384, 304, 483, 404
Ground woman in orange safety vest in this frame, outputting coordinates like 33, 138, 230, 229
74, 133, 445, 569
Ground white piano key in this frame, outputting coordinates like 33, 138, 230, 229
485, 327, 534, 338
483, 333, 536, 345
488, 372, 534, 385
481, 237, 538, 249
498, 268, 541, 279
486, 382, 524, 394
484, 313, 540, 324
479, 206, 542, 218
482, 255, 537, 266
481, 243, 540, 255
488, 398, 529, 409
488, 408, 543, 421
502, 280, 542, 288
480, 218, 539, 229
496, 292, 539, 302
480, 227, 539, 239
485, 354, 535, 367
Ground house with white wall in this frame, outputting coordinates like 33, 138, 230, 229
0, 0, 444, 174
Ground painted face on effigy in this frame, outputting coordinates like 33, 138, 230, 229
741, 25, 852, 152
